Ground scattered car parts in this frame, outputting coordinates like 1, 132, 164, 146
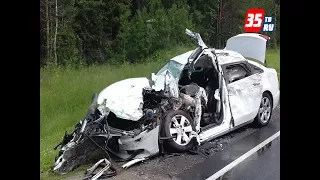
122, 157, 148, 169
84, 158, 116, 180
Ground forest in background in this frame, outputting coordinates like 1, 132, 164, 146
40, 0, 280, 67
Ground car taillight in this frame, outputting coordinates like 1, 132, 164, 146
259, 34, 270, 40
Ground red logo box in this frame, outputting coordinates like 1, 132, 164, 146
244, 8, 265, 33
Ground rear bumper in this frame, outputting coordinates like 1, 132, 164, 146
273, 90, 280, 109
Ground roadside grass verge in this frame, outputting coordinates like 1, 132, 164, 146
265, 48, 280, 83
40, 47, 279, 176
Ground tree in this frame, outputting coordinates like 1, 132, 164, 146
54, 0, 58, 65
39, 0, 280, 67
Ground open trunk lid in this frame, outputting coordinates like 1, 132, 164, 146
225, 33, 270, 64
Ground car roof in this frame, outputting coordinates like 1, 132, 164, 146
214, 49, 247, 65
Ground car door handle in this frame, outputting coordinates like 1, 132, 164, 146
253, 82, 260, 86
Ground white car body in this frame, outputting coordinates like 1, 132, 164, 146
97, 33, 279, 144
198, 49, 279, 142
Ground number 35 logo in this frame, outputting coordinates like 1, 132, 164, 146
244, 8, 265, 33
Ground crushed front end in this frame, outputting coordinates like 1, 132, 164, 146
52, 87, 182, 174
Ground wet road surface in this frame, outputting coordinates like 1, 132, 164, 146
224, 137, 280, 180
177, 107, 280, 180
65, 103, 280, 180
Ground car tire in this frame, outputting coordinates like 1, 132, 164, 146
162, 110, 196, 152
254, 92, 273, 127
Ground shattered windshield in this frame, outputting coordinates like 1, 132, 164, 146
156, 60, 185, 79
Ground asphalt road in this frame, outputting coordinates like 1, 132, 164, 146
177, 104, 280, 180
65, 103, 280, 180
222, 105, 280, 180
224, 137, 280, 180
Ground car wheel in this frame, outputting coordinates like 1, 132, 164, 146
254, 92, 273, 127
162, 110, 196, 152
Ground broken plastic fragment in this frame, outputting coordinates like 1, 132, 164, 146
122, 157, 147, 169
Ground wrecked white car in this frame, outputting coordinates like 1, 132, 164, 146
53, 29, 280, 175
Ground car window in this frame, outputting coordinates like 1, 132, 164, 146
225, 64, 249, 83
249, 63, 264, 74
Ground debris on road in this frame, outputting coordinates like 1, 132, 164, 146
84, 158, 116, 180
122, 157, 148, 169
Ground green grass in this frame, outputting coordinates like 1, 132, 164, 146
40, 47, 280, 177
265, 49, 280, 82
40, 165, 90, 180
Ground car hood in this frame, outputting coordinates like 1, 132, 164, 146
97, 77, 151, 121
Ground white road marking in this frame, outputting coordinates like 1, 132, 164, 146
206, 131, 280, 180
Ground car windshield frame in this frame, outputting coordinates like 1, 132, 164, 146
188, 47, 202, 62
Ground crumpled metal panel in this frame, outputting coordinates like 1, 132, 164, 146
215, 49, 247, 65
109, 126, 160, 160
227, 73, 263, 126
97, 77, 150, 121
